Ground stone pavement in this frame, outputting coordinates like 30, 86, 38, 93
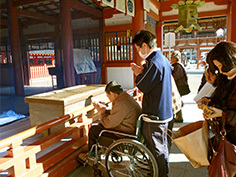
0, 65, 210, 177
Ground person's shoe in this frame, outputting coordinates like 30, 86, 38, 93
174, 118, 183, 123
77, 153, 94, 166
77, 153, 88, 163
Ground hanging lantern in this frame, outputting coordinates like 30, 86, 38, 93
171, 0, 205, 33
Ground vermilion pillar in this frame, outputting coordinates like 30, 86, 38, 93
9, 1, 25, 96
156, 13, 163, 51
60, 0, 75, 87
230, 0, 236, 43
132, 0, 144, 65
227, 2, 232, 41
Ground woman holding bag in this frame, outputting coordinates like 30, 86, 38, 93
171, 51, 190, 122
197, 41, 236, 177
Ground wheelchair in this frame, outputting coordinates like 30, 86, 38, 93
79, 114, 158, 177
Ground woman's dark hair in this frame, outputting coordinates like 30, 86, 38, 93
207, 41, 236, 110
206, 41, 236, 74
105, 81, 123, 94
132, 30, 157, 49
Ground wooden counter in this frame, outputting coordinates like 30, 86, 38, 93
25, 85, 107, 134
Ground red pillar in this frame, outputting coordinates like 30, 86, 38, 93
9, 1, 25, 95
230, 0, 236, 43
60, 0, 75, 87
100, 18, 106, 84
196, 46, 201, 69
132, 0, 144, 65
227, 2, 232, 41
156, 12, 163, 51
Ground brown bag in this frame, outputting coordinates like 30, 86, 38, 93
170, 121, 210, 168
208, 115, 236, 177
171, 76, 183, 114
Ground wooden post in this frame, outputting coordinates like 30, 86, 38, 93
132, 0, 144, 65
230, 0, 236, 43
100, 17, 106, 84
60, 0, 75, 87
156, 14, 163, 51
196, 45, 201, 69
54, 24, 65, 88
7, 140, 27, 176
9, 0, 25, 96
226, 3, 232, 41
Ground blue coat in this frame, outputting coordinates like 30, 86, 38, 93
136, 50, 173, 121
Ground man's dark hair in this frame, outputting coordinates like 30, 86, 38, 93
105, 81, 123, 94
132, 30, 157, 49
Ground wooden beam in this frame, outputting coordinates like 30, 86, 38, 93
205, 0, 229, 5
147, 10, 160, 22
104, 24, 132, 32
73, 27, 100, 34
13, 0, 55, 7
103, 8, 122, 19
163, 10, 227, 22
161, 0, 229, 12
150, 0, 161, 10
72, 12, 92, 19
161, 0, 179, 12
17, 9, 57, 23
70, 0, 102, 18
198, 10, 227, 18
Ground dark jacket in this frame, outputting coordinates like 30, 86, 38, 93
135, 50, 173, 121
209, 75, 236, 145
225, 77, 236, 145
172, 62, 188, 95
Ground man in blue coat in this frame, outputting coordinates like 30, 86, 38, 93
131, 30, 173, 177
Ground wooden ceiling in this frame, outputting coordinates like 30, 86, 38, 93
0, 0, 230, 31
0, 0, 103, 29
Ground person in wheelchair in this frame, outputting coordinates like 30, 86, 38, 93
78, 81, 142, 162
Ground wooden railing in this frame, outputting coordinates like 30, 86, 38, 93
0, 87, 141, 177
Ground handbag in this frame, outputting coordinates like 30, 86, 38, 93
175, 63, 191, 96
208, 114, 236, 177
166, 120, 210, 168
178, 84, 191, 96
171, 76, 183, 114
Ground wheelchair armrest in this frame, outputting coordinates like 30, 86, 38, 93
98, 130, 137, 139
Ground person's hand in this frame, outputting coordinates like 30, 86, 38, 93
204, 69, 217, 84
131, 62, 143, 76
203, 107, 223, 120
93, 101, 106, 114
197, 97, 211, 109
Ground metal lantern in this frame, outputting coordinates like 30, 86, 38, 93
171, 0, 205, 33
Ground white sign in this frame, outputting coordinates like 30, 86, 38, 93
165, 33, 175, 47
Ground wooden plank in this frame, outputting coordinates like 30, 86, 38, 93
70, 0, 102, 18
38, 145, 88, 177
17, 9, 57, 24
13, 0, 55, 7
37, 137, 87, 171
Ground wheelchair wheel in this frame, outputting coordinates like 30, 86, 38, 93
105, 139, 158, 177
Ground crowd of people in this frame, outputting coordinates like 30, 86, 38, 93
78, 30, 236, 177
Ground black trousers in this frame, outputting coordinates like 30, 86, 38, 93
142, 121, 169, 177
88, 123, 117, 151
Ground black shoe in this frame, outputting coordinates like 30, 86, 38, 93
174, 118, 183, 123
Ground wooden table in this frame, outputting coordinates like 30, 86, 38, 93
25, 85, 106, 135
